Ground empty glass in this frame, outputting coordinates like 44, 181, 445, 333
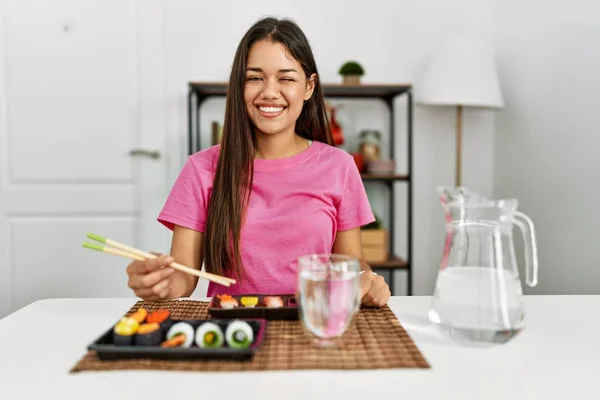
295, 254, 361, 347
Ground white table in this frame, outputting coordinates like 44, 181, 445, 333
0, 296, 598, 399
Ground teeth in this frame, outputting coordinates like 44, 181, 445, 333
259, 106, 284, 113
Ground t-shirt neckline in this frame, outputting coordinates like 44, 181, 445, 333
253, 140, 321, 171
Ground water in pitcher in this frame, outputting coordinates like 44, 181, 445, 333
298, 268, 360, 342
429, 266, 526, 344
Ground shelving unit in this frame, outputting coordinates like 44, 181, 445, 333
187, 82, 413, 295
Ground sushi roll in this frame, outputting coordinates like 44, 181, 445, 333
161, 322, 195, 348
134, 322, 163, 346
129, 307, 148, 324
216, 294, 238, 309
195, 322, 225, 348
263, 296, 284, 308
240, 296, 258, 308
225, 320, 254, 349
146, 309, 172, 334
113, 317, 139, 346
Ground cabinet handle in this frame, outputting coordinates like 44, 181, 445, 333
129, 149, 161, 160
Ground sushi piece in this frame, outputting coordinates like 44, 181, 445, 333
129, 307, 148, 324
113, 317, 139, 346
161, 322, 194, 348
134, 322, 163, 346
240, 296, 258, 308
160, 334, 186, 348
195, 322, 225, 348
225, 320, 254, 349
216, 294, 238, 309
263, 296, 284, 308
146, 309, 172, 333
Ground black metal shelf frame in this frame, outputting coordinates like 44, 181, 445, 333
187, 83, 413, 295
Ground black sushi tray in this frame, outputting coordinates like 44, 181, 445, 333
208, 293, 299, 320
88, 318, 267, 361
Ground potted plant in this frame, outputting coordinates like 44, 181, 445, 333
338, 61, 365, 85
360, 213, 388, 263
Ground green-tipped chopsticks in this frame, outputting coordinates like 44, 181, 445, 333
83, 233, 235, 287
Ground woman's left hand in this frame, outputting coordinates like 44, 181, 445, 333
359, 271, 391, 307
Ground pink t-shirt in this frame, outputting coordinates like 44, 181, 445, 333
157, 141, 375, 297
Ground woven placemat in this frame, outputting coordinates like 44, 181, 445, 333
70, 300, 430, 373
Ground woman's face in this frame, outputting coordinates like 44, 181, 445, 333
244, 39, 315, 138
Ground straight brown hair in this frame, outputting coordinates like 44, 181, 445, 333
202, 17, 333, 280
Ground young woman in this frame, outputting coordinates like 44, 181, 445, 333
125, 17, 391, 307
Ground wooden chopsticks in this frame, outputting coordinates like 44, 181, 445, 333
82, 232, 235, 287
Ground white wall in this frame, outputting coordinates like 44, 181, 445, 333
164, 0, 497, 296
494, 0, 600, 294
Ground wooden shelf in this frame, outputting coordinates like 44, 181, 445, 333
368, 256, 408, 269
189, 82, 411, 100
361, 173, 409, 182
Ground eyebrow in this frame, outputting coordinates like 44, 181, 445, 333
246, 67, 299, 73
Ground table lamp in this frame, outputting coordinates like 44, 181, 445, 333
417, 37, 504, 187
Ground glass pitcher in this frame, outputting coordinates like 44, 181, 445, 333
429, 187, 539, 344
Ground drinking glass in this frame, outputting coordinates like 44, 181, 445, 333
295, 254, 361, 347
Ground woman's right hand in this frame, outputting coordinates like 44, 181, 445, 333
126, 254, 176, 300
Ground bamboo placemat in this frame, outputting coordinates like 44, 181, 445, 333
70, 300, 430, 373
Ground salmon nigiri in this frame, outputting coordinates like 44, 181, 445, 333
216, 294, 238, 309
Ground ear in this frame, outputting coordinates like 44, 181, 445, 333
304, 73, 317, 101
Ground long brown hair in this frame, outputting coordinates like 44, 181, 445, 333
203, 17, 333, 280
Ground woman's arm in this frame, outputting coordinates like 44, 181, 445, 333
168, 224, 204, 298
332, 227, 390, 307
332, 227, 371, 272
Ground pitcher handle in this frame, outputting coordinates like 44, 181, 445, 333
514, 211, 539, 287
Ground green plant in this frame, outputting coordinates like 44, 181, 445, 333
338, 61, 365, 76
362, 213, 383, 230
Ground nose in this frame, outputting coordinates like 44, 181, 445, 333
261, 78, 280, 99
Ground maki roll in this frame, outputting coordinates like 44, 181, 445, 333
225, 320, 254, 349
161, 322, 195, 348
195, 322, 225, 348
113, 317, 139, 346
134, 322, 162, 346
263, 296, 284, 308
216, 294, 238, 309
147, 309, 172, 333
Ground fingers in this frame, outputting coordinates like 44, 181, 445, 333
124, 253, 176, 301
134, 285, 171, 301
126, 254, 173, 276
360, 272, 372, 299
360, 273, 390, 307
132, 275, 173, 300
372, 277, 391, 307
360, 272, 375, 304
149, 274, 172, 295
128, 266, 175, 289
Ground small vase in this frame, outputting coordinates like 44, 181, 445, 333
342, 75, 361, 85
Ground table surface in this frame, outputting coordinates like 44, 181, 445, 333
1, 295, 598, 399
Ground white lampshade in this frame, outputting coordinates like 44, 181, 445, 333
417, 37, 504, 108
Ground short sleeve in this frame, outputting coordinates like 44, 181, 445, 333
157, 156, 212, 232
336, 159, 375, 231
